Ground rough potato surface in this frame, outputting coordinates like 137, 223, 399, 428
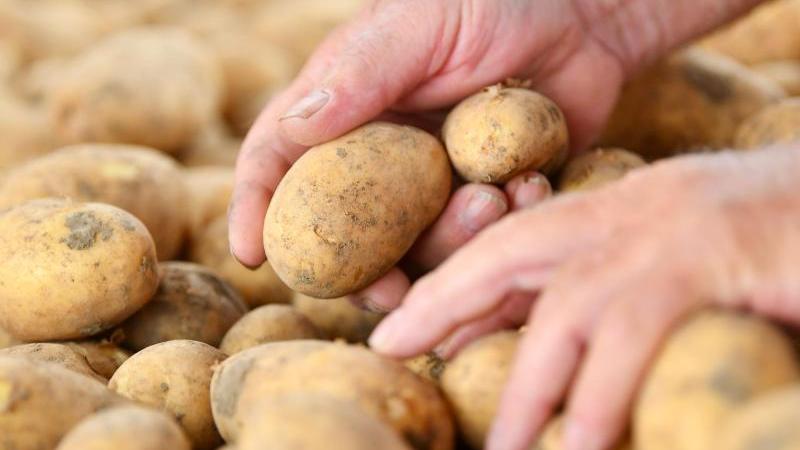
292, 292, 384, 343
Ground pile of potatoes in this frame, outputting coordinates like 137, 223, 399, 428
3, 0, 800, 449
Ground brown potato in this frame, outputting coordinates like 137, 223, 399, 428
210, 341, 454, 450
264, 122, 452, 298
65, 340, 131, 379
634, 310, 800, 450
0, 343, 105, 382
219, 304, 320, 355
190, 215, 293, 307
734, 98, 800, 148
185, 166, 234, 238
719, 385, 800, 450
0, 199, 159, 341
752, 60, 800, 96
0, 144, 190, 260
109, 340, 226, 450
558, 148, 646, 192
179, 120, 241, 167
292, 292, 384, 343
118, 262, 248, 351
443, 85, 569, 183
404, 352, 446, 384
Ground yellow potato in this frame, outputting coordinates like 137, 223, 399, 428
65, 340, 131, 380
264, 122, 452, 298
404, 352, 446, 384
719, 385, 800, 450
13, 57, 69, 105
292, 292, 384, 343
184, 166, 234, 238
558, 148, 646, 192
219, 304, 320, 355
752, 60, 800, 96
0, 343, 105, 382
734, 98, 800, 149
0, 199, 159, 341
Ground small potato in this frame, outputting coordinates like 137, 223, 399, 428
752, 60, 800, 96
443, 85, 569, 183
238, 395, 411, 450
109, 340, 226, 450
292, 293, 384, 343
184, 166, 234, 238
219, 304, 320, 355
0, 199, 159, 341
0, 356, 126, 450
441, 331, 518, 449
0, 343, 105, 382
191, 215, 293, 307
404, 352, 446, 384
50, 27, 222, 154
734, 98, 800, 149
56, 405, 191, 450
264, 122, 452, 298
719, 385, 800, 450
118, 262, 248, 351
634, 310, 800, 450
558, 148, 646, 192
180, 120, 241, 167
210, 341, 454, 450
0, 144, 190, 260
65, 340, 131, 379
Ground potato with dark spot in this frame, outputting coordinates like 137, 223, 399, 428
56, 405, 191, 450
443, 85, 569, 183
118, 262, 248, 351
109, 340, 226, 450
558, 148, 646, 192
219, 305, 320, 355
599, 48, 785, 160
0, 199, 159, 341
634, 310, 800, 450
719, 386, 800, 450
191, 215, 293, 307
185, 167, 234, 238
264, 122, 451, 298
0, 343, 106, 382
292, 292, 384, 343
210, 340, 454, 450
734, 98, 800, 149
404, 352, 446, 384
0, 144, 190, 260
752, 60, 800, 96
65, 340, 131, 379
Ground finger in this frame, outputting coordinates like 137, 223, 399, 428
408, 184, 508, 270
348, 268, 410, 314
504, 172, 553, 211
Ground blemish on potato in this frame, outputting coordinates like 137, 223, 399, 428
61, 211, 113, 250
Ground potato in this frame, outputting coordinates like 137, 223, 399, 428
599, 48, 785, 160
238, 395, 412, 450
0, 90, 57, 170
0, 356, 126, 450
443, 85, 569, 183
13, 56, 69, 105
404, 352, 446, 384
180, 120, 241, 167
264, 122, 452, 298
0, 144, 190, 260
558, 148, 646, 192
118, 262, 248, 351
441, 331, 518, 449
210, 341, 454, 449
185, 166, 234, 238
109, 340, 226, 450
752, 60, 800, 96
50, 27, 222, 154
533, 416, 630, 450
719, 385, 800, 450
153, 0, 246, 37
0, 40, 21, 81
191, 215, 293, 307
65, 340, 131, 379
634, 310, 800, 450
0, 343, 105, 382
734, 98, 800, 149
0, 327, 18, 350
219, 305, 320, 355
292, 293, 384, 343
0, 199, 159, 341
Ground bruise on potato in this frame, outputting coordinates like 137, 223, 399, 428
734, 98, 800, 149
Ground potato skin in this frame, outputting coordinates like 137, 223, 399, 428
65, 340, 131, 380
0, 199, 159, 341
210, 340, 454, 450
219, 305, 320, 355
404, 352, 446, 384
0, 356, 126, 450
109, 340, 226, 450
56, 405, 191, 450
0, 343, 105, 382
734, 98, 800, 149
264, 122, 452, 298
0, 144, 190, 260
719, 386, 800, 450
118, 262, 248, 351
292, 292, 384, 343
443, 85, 569, 183
184, 167, 234, 238
752, 60, 800, 96
634, 310, 800, 450
558, 148, 646, 192
0, 90, 56, 170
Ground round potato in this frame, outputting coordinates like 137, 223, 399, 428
210, 341, 454, 450
734, 98, 800, 149
0, 144, 190, 260
0, 199, 159, 341
752, 60, 800, 96
179, 121, 241, 167
634, 310, 800, 450
292, 292, 384, 343
404, 352, 446, 384
264, 122, 452, 298
118, 262, 248, 351
719, 385, 800, 450
443, 85, 569, 183
219, 304, 320, 355
558, 148, 646, 192
65, 340, 131, 379
57, 405, 190, 450
185, 166, 234, 238
109, 340, 226, 450
0, 343, 105, 382
49, 27, 222, 154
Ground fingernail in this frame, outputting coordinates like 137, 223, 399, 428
360, 297, 391, 314
368, 316, 401, 352
461, 191, 507, 233
515, 174, 552, 209
564, 420, 602, 450
280, 90, 330, 120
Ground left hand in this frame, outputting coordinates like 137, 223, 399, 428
369, 145, 800, 450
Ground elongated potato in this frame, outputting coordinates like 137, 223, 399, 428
264, 122, 452, 298
118, 262, 248, 351
56, 405, 191, 450
752, 60, 800, 96
109, 340, 226, 450
210, 341, 454, 450
558, 148, 646, 192
734, 98, 800, 149
65, 340, 131, 379
634, 310, 800, 450
0, 343, 105, 382
292, 292, 384, 343
0, 356, 126, 450
185, 166, 234, 238
719, 385, 800, 450
219, 305, 320, 355
0, 144, 190, 259
0, 199, 159, 341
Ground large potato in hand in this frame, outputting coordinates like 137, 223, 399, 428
263, 122, 451, 298
0, 199, 158, 341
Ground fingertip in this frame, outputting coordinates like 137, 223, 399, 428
349, 268, 410, 314
505, 172, 553, 210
